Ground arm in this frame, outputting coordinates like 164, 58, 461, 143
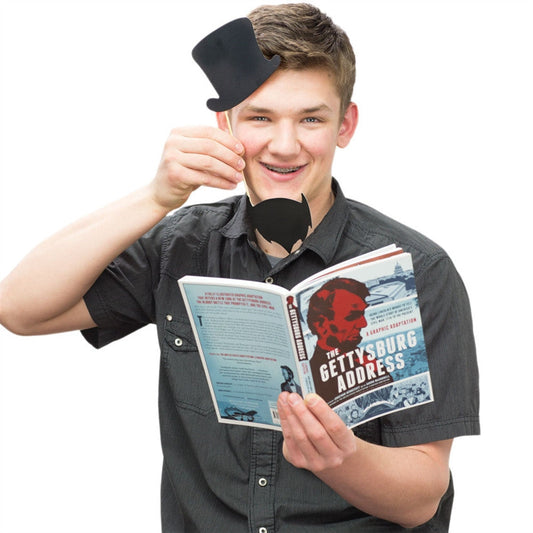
0, 126, 244, 336
277, 392, 452, 529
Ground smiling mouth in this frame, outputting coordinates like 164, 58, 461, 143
262, 162, 304, 174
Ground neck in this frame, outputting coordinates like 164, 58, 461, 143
309, 188, 335, 229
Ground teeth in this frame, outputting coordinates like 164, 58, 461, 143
264, 164, 301, 174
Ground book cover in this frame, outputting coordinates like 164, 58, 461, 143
294, 251, 432, 429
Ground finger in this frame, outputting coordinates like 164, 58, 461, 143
278, 392, 318, 450
155, 154, 240, 201
280, 392, 348, 467
174, 151, 244, 185
178, 125, 245, 154
278, 392, 309, 438
288, 393, 343, 458
168, 126, 244, 166
176, 135, 245, 173
159, 140, 243, 193
278, 393, 320, 467
304, 393, 355, 451
164, 131, 245, 190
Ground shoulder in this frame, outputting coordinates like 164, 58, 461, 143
147, 195, 242, 250
340, 198, 472, 332
145, 194, 242, 276
343, 198, 450, 275
164, 195, 241, 234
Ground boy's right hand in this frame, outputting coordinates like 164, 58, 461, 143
150, 126, 245, 211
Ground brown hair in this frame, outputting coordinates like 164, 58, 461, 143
247, 3, 356, 114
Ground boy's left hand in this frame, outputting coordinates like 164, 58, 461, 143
277, 392, 357, 473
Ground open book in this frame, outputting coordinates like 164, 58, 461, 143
179, 245, 433, 430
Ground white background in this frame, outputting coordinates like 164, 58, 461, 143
1, 0, 531, 531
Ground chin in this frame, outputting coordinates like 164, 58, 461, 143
249, 191, 301, 206
246, 178, 305, 203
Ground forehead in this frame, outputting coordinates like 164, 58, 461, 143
234, 67, 341, 114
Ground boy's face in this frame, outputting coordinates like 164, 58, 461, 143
218, 68, 357, 222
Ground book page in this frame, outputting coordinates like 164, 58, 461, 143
179, 278, 303, 429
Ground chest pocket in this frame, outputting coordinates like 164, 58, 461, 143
162, 314, 214, 416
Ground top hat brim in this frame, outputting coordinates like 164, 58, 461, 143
206, 55, 281, 111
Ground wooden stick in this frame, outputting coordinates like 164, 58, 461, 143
225, 110, 252, 203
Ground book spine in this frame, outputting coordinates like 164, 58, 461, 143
287, 296, 309, 362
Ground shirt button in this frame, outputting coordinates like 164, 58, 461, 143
265, 276, 274, 284
174, 338, 183, 347
259, 528, 268, 533
258, 477, 268, 487
166, 314, 173, 322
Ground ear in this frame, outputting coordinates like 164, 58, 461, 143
216, 111, 231, 132
337, 103, 358, 148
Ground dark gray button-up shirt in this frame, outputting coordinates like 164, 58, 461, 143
82, 181, 479, 532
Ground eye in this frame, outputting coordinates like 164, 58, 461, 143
251, 116, 269, 122
303, 117, 321, 124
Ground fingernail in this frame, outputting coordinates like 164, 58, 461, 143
305, 393, 320, 407
236, 143, 244, 153
237, 158, 245, 170
288, 394, 302, 406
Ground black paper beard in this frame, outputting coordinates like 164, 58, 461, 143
247, 194, 312, 254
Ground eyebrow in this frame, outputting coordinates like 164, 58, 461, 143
242, 103, 334, 115
301, 104, 334, 114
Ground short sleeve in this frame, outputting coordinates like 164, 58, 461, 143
81, 220, 167, 349
380, 254, 480, 446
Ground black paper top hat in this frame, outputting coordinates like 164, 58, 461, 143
192, 18, 281, 111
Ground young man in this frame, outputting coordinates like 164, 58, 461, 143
0, 4, 479, 532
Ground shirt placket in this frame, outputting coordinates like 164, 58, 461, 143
248, 428, 279, 533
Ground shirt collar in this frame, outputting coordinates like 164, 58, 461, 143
304, 179, 350, 264
220, 179, 350, 265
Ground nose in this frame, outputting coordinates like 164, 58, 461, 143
268, 121, 301, 158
